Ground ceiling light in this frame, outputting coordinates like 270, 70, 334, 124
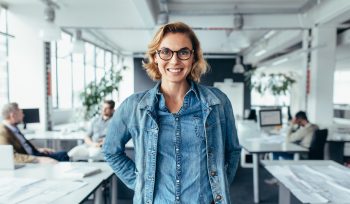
272, 57, 289, 66
264, 30, 276, 39
233, 56, 245, 73
39, 4, 61, 41
255, 49, 267, 57
71, 30, 85, 54
233, 14, 244, 30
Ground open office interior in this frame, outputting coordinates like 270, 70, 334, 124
1, 0, 350, 204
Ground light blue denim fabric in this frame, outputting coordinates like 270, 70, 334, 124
153, 84, 212, 204
103, 81, 241, 204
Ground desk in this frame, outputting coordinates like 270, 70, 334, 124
0, 162, 117, 204
26, 131, 86, 150
237, 121, 308, 203
261, 160, 350, 204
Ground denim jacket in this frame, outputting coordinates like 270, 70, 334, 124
103, 82, 241, 204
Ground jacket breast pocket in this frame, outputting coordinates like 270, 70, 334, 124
193, 116, 205, 140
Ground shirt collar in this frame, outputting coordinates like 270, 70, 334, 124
155, 80, 200, 100
2, 121, 18, 132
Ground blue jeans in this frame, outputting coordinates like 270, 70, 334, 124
272, 152, 294, 160
35, 151, 70, 161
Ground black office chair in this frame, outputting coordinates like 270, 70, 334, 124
308, 129, 328, 160
246, 109, 257, 122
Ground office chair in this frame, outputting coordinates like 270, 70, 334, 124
246, 109, 257, 122
308, 129, 328, 160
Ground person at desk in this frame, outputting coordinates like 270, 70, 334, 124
0, 102, 69, 163
103, 22, 241, 204
68, 100, 115, 159
273, 111, 318, 160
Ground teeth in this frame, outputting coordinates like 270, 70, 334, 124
167, 68, 181, 73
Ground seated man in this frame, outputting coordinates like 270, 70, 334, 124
68, 100, 115, 159
0, 102, 69, 163
273, 111, 319, 160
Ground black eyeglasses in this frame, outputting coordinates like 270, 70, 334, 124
156, 47, 194, 61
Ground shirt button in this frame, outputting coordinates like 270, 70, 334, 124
176, 180, 180, 183
176, 148, 179, 152
211, 171, 217, 176
216, 195, 222, 201
175, 117, 179, 121
176, 196, 179, 200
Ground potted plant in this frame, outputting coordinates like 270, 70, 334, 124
80, 69, 123, 119
245, 69, 296, 96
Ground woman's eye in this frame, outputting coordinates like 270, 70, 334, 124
161, 49, 170, 55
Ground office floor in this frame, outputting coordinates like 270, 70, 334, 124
83, 165, 279, 204
230, 165, 278, 204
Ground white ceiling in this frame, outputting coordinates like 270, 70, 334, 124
3, 0, 317, 52
2, 0, 350, 71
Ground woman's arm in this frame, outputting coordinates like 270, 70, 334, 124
102, 101, 137, 190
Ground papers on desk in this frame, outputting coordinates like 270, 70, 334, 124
0, 178, 87, 204
268, 165, 350, 203
61, 166, 102, 179
245, 135, 285, 144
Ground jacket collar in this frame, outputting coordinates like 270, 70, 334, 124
138, 80, 221, 112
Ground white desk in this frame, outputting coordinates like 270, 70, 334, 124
237, 120, 308, 203
26, 131, 86, 150
0, 162, 117, 204
261, 160, 350, 204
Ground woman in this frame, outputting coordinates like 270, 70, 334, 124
103, 22, 241, 204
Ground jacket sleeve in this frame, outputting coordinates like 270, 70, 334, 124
13, 152, 37, 163
287, 125, 311, 143
0, 133, 36, 163
102, 99, 136, 190
223, 97, 242, 184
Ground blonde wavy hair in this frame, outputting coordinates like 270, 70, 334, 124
143, 22, 209, 82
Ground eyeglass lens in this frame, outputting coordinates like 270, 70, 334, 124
157, 48, 193, 60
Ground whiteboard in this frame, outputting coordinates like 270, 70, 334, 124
213, 81, 244, 120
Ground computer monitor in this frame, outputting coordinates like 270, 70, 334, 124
259, 109, 282, 127
22, 108, 40, 129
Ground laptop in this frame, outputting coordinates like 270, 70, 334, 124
0, 145, 25, 170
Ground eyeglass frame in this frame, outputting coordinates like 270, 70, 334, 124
156, 47, 195, 61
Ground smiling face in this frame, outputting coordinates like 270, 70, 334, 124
154, 33, 194, 86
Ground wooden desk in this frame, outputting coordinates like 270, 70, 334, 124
0, 162, 117, 204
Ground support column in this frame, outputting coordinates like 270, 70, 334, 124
290, 30, 310, 115
307, 25, 336, 127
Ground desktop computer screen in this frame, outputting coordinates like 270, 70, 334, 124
259, 109, 282, 127
22, 108, 40, 129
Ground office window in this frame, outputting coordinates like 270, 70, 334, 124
56, 33, 73, 109
96, 47, 104, 68
105, 51, 112, 72
0, 7, 9, 108
51, 32, 117, 110
85, 43, 95, 85
334, 70, 350, 104
72, 54, 85, 107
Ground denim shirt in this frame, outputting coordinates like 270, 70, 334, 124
154, 83, 212, 204
103, 81, 241, 204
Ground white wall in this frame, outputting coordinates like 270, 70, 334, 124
7, 10, 46, 130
